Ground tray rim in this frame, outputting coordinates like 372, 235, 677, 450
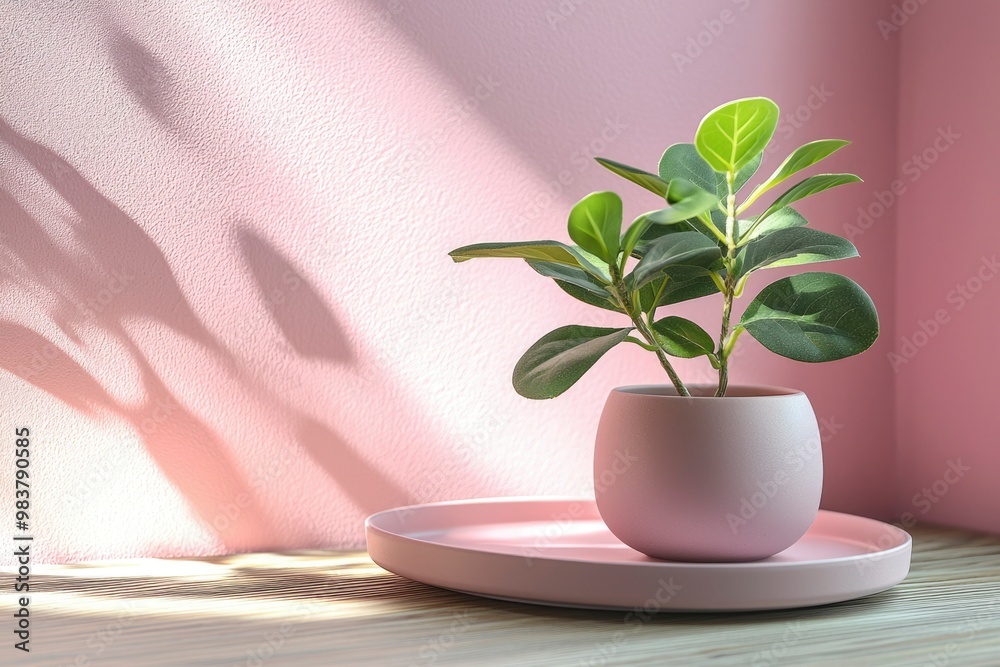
365, 495, 913, 569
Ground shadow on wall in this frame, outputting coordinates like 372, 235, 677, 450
0, 115, 431, 554
295, 415, 413, 515
0, 117, 222, 354
0, 116, 279, 551
237, 228, 353, 362
108, 31, 180, 132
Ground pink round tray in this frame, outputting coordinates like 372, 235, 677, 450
365, 497, 911, 611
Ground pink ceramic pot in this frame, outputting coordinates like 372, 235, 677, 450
594, 385, 823, 562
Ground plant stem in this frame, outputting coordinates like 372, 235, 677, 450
636, 312, 691, 397
611, 271, 690, 397
716, 172, 738, 397
717, 281, 733, 396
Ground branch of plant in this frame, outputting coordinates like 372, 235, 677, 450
716, 172, 739, 397
609, 266, 690, 397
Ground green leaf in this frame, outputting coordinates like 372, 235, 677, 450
736, 206, 807, 243
639, 268, 722, 312
740, 140, 849, 211
595, 157, 669, 197
733, 152, 763, 193
658, 143, 760, 198
630, 232, 722, 288
567, 191, 622, 264
638, 265, 721, 311
737, 227, 858, 279
643, 193, 716, 230
739, 272, 879, 362
449, 240, 597, 271
513, 325, 632, 399
528, 261, 622, 313
757, 173, 862, 223
651, 316, 716, 358
632, 221, 699, 257
658, 143, 720, 196
527, 260, 608, 293
695, 97, 780, 174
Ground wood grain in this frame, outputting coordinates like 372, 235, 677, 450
2, 524, 998, 666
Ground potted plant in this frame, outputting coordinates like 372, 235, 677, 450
448, 97, 878, 562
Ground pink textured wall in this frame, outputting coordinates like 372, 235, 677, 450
894, 1, 1000, 534
0, 0, 901, 564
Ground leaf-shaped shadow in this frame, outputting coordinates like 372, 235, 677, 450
238, 228, 353, 363
295, 414, 412, 515
0, 322, 113, 415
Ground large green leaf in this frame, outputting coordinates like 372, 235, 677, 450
595, 157, 669, 197
757, 173, 862, 223
651, 316, 716, 358
449, 240, 598, 272
630, 232, 722, 288
658, 143, 760, 198
513, 325, 632, 399
739, 272, 879, 362
740, 140, 849, 212
695, 97, 780, 174
528, 261, 621, 313
567, 191, 622, 264
658, 143, 720, 196
735, 206, 808, 243
736, 227, 858, 278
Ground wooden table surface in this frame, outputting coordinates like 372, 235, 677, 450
3, 524, 999, 667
